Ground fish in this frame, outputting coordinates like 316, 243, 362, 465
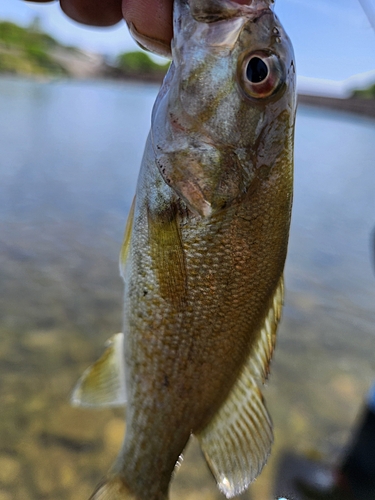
71, 0, 296, 499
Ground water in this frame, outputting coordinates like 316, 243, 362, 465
0, 77, 374, 499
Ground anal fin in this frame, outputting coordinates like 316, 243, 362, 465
196, 278, 284, 498
90, 476, 138, 500
71, 333, 126, 408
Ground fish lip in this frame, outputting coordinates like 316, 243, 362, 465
252, 7, 275, 22
188, 0, 275, 23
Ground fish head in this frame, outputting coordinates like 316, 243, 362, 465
151, 0, 296, 217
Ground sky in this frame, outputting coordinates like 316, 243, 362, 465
1, 0, 375, 95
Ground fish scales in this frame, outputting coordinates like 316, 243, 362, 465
71, 0, 296, 499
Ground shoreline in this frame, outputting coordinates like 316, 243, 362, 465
298, 93, 375, 120
1, 73, 374, 120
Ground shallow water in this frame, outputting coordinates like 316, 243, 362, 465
0, 77, 374, 500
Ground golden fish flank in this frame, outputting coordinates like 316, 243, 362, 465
71, 0, 296, 499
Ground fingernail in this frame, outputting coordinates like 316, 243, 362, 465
128, 22, 172, 59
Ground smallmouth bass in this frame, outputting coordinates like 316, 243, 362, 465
72, 0, 296, 499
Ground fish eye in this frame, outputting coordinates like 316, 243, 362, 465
239, 51, 284, 99
246, 57, 268, 83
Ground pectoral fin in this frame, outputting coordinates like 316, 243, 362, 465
71, 333, 126, 408
120, 196, 136, 279
148, 203, 187, 308
196, 278, 284, 498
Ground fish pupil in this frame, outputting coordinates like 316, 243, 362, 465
246, 57, 268, 83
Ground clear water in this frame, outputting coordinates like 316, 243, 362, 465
0, 77, 374, 500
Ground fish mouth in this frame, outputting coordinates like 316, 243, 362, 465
189, 0, 274, 23
251, 7, 275, 23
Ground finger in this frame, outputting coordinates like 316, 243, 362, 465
122, 0, 173, 47
60, 0, 123, 26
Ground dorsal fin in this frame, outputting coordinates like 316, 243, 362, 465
249, 277, 283, 382
196, 277, 284, 498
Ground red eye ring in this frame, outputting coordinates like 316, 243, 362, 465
239, 51, 284, 99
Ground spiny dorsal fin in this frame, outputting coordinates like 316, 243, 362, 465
249, 277, 283, 382
196, 277, 284, 498
71, 333, 126, 408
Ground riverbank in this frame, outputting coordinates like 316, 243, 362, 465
2, 19, 375, 120
298, 93, 375, 120
0, 21, 168, 81
2, 70, 374, 121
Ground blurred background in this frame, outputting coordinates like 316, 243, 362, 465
0, 1, 374, 499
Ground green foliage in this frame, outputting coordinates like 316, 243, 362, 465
352, 83, 375, 100
0, 20, 65, 76
116, 51, 169, 75
0, 20, 170, 80
0, 21, 57, 49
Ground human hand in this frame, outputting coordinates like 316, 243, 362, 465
24, 0, 253, 57
24, 0, 173, 56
